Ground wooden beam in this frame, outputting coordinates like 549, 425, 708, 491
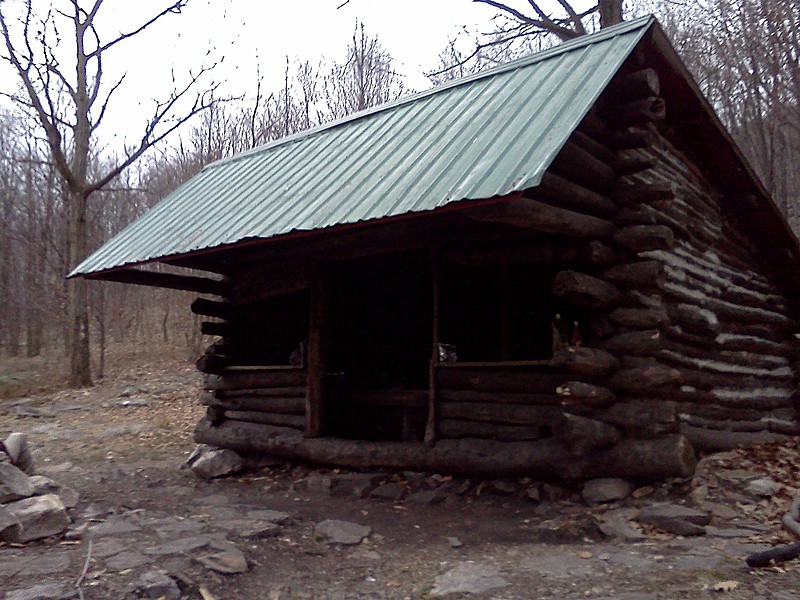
305, 263, 328, 438
195, 418, 697, 480
604, 97, 666, 127
530, 172, 617, 217
191, 298, 232, 320
426, 246, 440, 446
549, 140, 617, 192
93, 268, 227, 295
466, 197, 615, 239
551, 270, 620, 309
608, 127, 656, 151
605, 68, 661, 103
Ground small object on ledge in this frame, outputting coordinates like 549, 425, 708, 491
571, 320, 583, 347
438, 343, 457, 364
289, 342, 305, 367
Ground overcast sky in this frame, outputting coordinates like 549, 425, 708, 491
0, 0, 599, 147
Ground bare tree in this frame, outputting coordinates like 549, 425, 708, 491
0, 0, 220, 385
649, 0, 800, 228
323, 23, 407, 119
430, 0, 625, 80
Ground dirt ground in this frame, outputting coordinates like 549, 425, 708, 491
1, 350, 800, 600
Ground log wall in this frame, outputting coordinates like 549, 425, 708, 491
191, 61, 799, 477
616, 133, 800, 448
200, 368, 308, 431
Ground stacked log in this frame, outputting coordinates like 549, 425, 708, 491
201, 368, 307, 431
435, 366, 586, 443
195, 418, 696, 481
599, 66, 800, 450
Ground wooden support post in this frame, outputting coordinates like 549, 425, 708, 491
426, 246, 440, 446
306, 263, 327, 438
500, 265, 511, 361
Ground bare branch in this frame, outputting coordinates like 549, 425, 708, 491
90, 73, 126, 133
89, 0, 187, 58
87, 66, 223, 195
473, 0, 581, 40
555, 0, 588, 35
0, 3, 76, 190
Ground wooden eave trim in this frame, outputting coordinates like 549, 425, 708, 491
88, 267, 227, 295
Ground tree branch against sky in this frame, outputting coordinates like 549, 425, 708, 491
428, 0, 624, 80
0, 0, 220, 386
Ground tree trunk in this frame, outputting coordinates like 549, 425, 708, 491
67, 189, 91, 387
599, 0, 624, 28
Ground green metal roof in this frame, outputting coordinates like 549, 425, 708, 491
72, 17, 655, 277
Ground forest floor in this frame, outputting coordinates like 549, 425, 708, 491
1, 349, 800, 600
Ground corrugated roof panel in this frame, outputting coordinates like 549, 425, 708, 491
71, 17, 654, 277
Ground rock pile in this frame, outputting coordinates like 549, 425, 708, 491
0, 432, 75, 543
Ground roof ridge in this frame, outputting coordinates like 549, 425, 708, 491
209, 15, 657, 170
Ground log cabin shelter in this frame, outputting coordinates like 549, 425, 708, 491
71, 16, 800, 480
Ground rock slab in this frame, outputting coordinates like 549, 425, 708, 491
135, 570, 181, 599
315, 519, 371, 545
1, 494, 70, 543
0, 462, 35, 503
196, 546, 249, 574
431, 562, 509, 597
746, 478, 782, 497
582, 478, 633, 504
5, 582, 71, 600
637, 503, 711, 526
189, 448, 244, 479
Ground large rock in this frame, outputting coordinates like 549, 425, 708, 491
637, 503, 711, 526
0, 504, 22, 537
431, 562, 510, 597
5, 582, 71, 600
189, 448, 244, 479
582, 478, 633, 504
135, 570, 181, 599
746, 478, 782, 498
195, 546, 249, 574
1, 494, 70, 543
26, 475, 79, 508
3, 433, 34, 474
0, 462, 35, 503
637, 502, 710, 536
314, 519, 371, 545
369, 482, 406, 501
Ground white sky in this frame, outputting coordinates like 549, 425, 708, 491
0, 0, 598, 149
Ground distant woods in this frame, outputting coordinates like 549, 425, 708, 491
0, 16, 406, 378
